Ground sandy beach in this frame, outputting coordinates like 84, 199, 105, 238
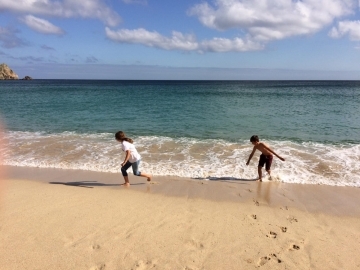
1, 165, 360, 270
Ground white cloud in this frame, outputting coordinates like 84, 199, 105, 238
188, 0, 355, 42
22, 15, 64, 35
0, 0, 121, 26
329, 20, 360, 40
105, 27, 264, 52
105, 27, 199, 51
200, 36, 263, 52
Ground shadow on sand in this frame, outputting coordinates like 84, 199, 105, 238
192, 176, 258, 182
49, 181, 145, 188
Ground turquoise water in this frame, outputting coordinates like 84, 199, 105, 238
1, 80, 360, 186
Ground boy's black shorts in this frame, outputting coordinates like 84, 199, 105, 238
258, 154, 273, 171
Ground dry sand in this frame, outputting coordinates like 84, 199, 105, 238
1, 166, 360, 270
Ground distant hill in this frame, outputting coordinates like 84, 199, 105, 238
0, 63, 19, 80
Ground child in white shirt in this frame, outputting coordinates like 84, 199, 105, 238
115, 131, 152, 186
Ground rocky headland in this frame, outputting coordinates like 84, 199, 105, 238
0, 63, 33, 80
0, 63, 19, 80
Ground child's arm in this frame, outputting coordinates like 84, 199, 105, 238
263, 144, 285, 161
121, 150, 131, 166
246, 147, 256, 165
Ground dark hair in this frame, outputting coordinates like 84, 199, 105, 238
250, 135, 259, 142
115, 131, 133, 144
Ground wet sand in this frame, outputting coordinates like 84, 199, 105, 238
1, 165, 360, 269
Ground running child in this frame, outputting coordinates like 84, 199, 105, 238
115, 131, 152, 186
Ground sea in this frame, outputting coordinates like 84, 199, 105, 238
0, 80, 359, 187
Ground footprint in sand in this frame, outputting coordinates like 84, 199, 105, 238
148, 181, 159, 185
131, 259, 157, 270
266, 231, 277, 238
257, 256, 271, 266
188, 239, 205, 250
92, 244, 101, 250
250, 214, 257, 220
257, 256, 271, 267
253, 199, 260, 206
89, 263, 106, 270
280, 226, 287, 232
287, 215, 298, 223
291, 244, 300, 250
269, 253, 282, 263
280, 206, 289, 210
257, 254, 282, 267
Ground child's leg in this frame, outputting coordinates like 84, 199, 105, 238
123, 176, 130, 186
266, 170, 272, 180
258, 166, 263, 181
265, 156, 273, 180
258, 154, 266, 181
132, 160, 152, 181
121, 161, 132, 186
140, 172, 152, 181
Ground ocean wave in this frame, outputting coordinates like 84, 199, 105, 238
1, 131, 360, 187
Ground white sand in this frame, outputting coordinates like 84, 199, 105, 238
1, 166, 360, 270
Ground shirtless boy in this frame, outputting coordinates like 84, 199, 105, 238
246, 135, 285, 181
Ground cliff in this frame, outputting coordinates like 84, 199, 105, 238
0, 63, 19, 80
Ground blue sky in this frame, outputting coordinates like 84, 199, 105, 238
0, 0, 360, 79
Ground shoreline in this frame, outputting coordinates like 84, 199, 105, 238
3, 130, 360, 188
1, 165, 360, 269
3, 165, 360, 217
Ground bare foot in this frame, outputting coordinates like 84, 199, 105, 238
122, 182, 130, 187
147, 176, 152, 182
257, 178, 263, 182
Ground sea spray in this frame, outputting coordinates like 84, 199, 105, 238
2, 131, 359, 187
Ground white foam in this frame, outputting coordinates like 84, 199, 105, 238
1, 131, 360, 187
